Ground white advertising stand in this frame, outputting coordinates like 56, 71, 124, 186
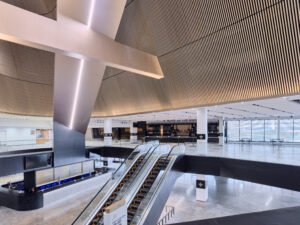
104, 199, 127, 225
196, 174, 208, 201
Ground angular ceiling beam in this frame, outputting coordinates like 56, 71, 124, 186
0, 1, 163, 79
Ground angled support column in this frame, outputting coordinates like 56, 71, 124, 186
0, 0, 164, 167
53, 55, 105, 166
0, 1, 164, 79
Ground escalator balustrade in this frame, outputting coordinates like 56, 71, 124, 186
127, 157, 171, 224
90, 156, 144, 225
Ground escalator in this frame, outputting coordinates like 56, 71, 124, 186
73, 143, 184, 225
126, 144, 184, 225
72, 142, 160, 225
91, 156, 144, 225
127, 157, 170, 224
90, 143, 166, 225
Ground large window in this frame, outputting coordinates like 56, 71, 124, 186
264, 120, 278, 141
280, 119, 293, 142
226, 118, 300, 143
240, 120, 251, 140
294, 119, 300, 142
251, 120, 264, 141
227, 121, 239, 141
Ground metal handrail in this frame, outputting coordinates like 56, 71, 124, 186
113, 144, 161, 203
72, 144, 144, 224
132, 145, 184, 225
157, 205, 175, 225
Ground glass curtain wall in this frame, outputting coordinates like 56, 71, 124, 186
251, 120, 264, 141
227, 121, 239, 141
227, 118, 300, 143
280, 119, 293, 142
265, 120, 278, 141
293, 119, 300, 142
240, 120, 251, 140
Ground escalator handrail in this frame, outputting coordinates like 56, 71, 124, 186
130, 145, 184, 225
113, 144, 161, 202
165, 144, 179, 161
72, 144, 143, 224
84, 144, 159, 225
125, 144, 171, 207
133, 155, 179, 225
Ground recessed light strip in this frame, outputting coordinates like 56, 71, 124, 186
87, 0, 95, 28
69, 0, 95, 129
69, 59, 84, 129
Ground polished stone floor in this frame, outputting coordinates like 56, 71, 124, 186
0, 174, 110, 225
88, 140, 300, 166
185, 142, 300, 166
1, 142, 300, 225
160, 173, 300, 224
2, 173, 300, 225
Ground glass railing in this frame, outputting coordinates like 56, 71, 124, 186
0, 139, 53, 153
130, 144, 185, 225
89, 144, 161, 225
72, 142, 158, 225
113, 146, 159, 203
122, 144, 171, 206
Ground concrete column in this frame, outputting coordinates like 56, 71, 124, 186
196, 174, 208, 201
218, 118, 224, 145
130, 121, 138, 144
104, 118, 112, 146
197, 108, 208, 143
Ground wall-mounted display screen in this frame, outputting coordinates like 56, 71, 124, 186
24, 154, 50, 170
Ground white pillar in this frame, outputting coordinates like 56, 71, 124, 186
104, 118, 112, 146
130, 121, 138, 143
196, 174, 208, 201
218, 118, 224, 145
197, 108, 208, 143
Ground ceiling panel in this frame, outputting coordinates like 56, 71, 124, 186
0, 0, 56, 20
0, 0, 299, 118
94, 0, 300, 117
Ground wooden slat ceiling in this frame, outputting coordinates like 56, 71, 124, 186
0, 0, 299, 117
93, 0, 300, 117
0, 0, 56, 20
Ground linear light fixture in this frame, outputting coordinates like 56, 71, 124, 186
69, 59, 84, 129
87, 0, 96, 28
69, 0, 96, 129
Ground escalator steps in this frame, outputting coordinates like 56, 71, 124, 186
145, 180, 154, 184
89, 155, 146, 224
134, 199, 141, 204
128, 210, 136, 216
127, 157, 171, 224
140, 188, 150, 193
131, 204, 139, 210
137, 193, 145, 198
143, 184, 151, 189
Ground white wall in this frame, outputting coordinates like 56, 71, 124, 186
0, 127, 36, 146
88, 118, 132, 128
0, 116, 53, 146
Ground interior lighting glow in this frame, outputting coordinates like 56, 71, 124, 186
69, 59, 84, 129
69, 0, 95, 129
87, 0, 96, 28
